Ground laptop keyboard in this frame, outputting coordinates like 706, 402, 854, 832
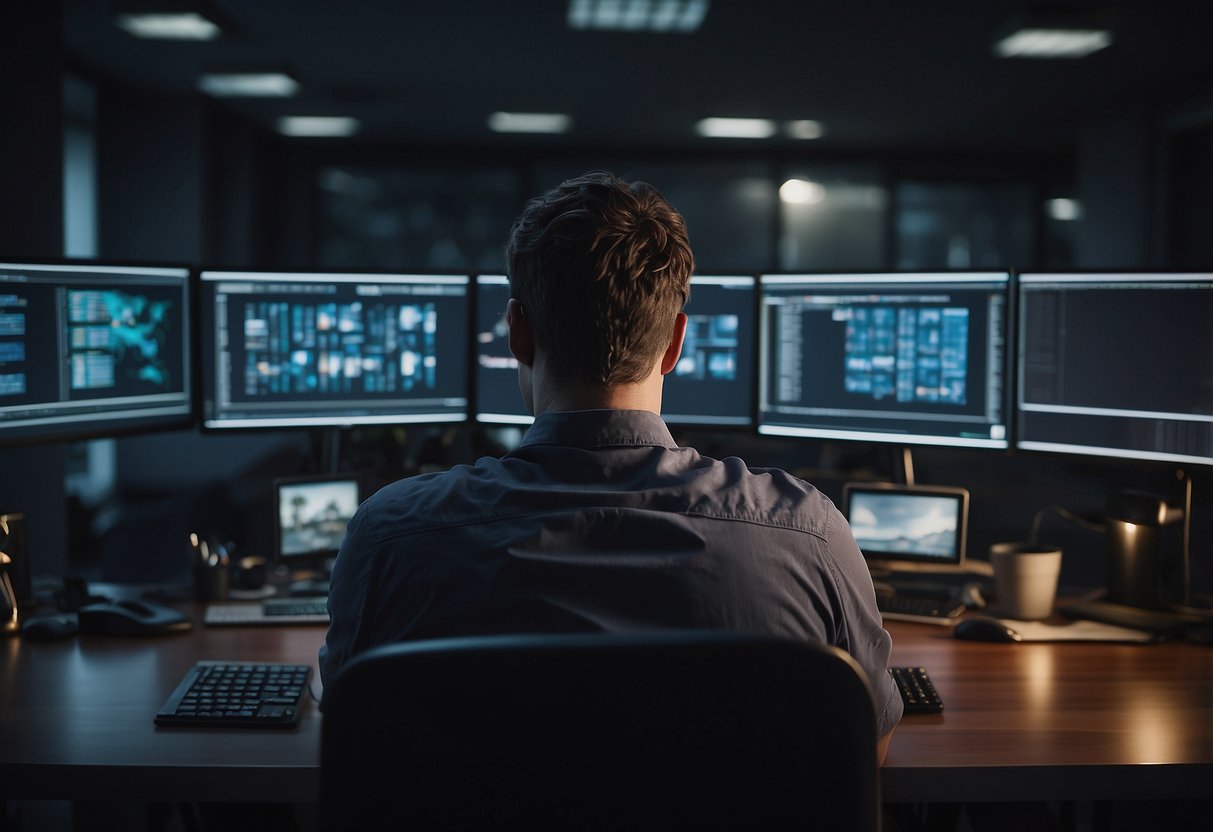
204, 597, 329, 626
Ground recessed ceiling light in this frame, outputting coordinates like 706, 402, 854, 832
277, 117, 361, 138
780, 179, 827, 205
568, 0, 710, 33
115, 12, 221, 40
487, 112, 572, 134
994, 27, 1112, 58
695, 117, 777, 139
785, 120, 825, 140
199, 73, 299, 98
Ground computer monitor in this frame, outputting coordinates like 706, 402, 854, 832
274, 474, 361, 567
0, 260, 193, 444
757, 272, 1011, 448
664, 275, 756, 427
842, 483, 969, 568
473, 274, 757, 427
1016, 272, 1213, 466
473, 275, 529, 425
199, 271, 470, 429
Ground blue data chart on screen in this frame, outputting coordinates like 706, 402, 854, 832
758, 273, 1010, 448
200, 271, 469, 428
474, 275, 530, 424
1017, 273, 1213, 466
0, 262, 192, 443
664, 275, 756, 427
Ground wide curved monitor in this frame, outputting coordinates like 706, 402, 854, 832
757, 272, 1011, 448
0, 260, 192, 444
200, 270, 469, 429
1016, 273, 1213, 466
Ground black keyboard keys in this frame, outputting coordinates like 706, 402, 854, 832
890, 666, 944, 714
155, 661, 312, 728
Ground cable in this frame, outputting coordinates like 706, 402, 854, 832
1029, 504, 1107, 546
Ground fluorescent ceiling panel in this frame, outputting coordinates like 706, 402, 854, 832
695, 117, 776, 139
277, 117, 361, 138
115, 12, 221, 40
568, 0, 710, 33
198, 73, 299, 97
994, 28, 1112, 58
487, 112, 572, 134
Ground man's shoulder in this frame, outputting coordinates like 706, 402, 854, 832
682, 454, 841, 541
356, 456, 513, 535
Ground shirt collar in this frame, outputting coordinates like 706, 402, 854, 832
519, 409, 677, 450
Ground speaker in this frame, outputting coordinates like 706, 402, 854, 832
1, 512, 29, 634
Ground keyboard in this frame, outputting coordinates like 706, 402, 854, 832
878, 594, 965, 625
155, 661, 313, 728
890, 666, 944, 714
204, 597, 329, 626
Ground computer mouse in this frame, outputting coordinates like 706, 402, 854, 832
20, 612, 79, 642
77, 599, 193, 637
953, 617, 1022, 643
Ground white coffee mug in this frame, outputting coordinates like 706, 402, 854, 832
990, 542, 1062, 620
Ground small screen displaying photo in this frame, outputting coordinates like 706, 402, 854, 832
847, 492, 960, 560
277, 479, 360, 557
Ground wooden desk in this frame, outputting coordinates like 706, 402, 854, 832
2, 611, 1211, 806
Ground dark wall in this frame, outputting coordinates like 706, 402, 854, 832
0, 0, 68, 578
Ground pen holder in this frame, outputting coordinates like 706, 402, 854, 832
193, 561, 230, 603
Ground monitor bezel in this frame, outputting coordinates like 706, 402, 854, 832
841, 481, 970, 566
196, 267, 472, 431
755, 270, 1014, 450
1014, 270, 1213, 468
0, 257, 196, 446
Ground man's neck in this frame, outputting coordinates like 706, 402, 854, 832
533, 374, 664, 417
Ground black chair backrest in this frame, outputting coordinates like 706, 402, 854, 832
320, 630, 880, 831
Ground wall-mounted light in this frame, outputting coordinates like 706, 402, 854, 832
695, 117, 776, 139
785, 120, 825, 140
1046, 198, 1082, 221
780, 179, 826, 205
277, 117, 361, 138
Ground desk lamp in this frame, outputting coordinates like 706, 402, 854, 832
1105, 489, 1184, 610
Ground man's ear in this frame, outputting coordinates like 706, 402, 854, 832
660, 312, 688, 376
506, 298, 535, 368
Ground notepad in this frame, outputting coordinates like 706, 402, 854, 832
993, 618, 1155, 643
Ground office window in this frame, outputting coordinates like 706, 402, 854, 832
895, 181, 1034, 271
317, 167, 523, 271
778, 164, 888, 271
534, 161, 777, 272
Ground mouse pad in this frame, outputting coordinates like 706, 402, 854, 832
990, 618, 1155, 642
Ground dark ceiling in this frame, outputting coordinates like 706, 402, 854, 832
63, 1, 1213, 154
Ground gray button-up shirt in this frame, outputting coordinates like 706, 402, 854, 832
321, 409, 902, 736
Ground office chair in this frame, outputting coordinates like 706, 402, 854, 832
319, 630, 881, 831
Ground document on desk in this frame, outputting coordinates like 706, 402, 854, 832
996, 618, 1155, 642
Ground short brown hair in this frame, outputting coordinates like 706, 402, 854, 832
505, 171, 694, 385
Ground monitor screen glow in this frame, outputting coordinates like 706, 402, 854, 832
0, 261, 192, 444
200, 271, 469, 429
757, 273, 1011, 448
1016, 273, 1213, 466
